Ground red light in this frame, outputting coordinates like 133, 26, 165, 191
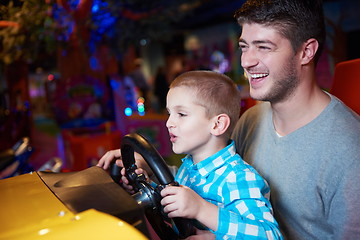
47, 74, 54, 81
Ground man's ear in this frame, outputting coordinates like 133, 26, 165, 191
300, 38, 319, 65
211, 114, 231, 136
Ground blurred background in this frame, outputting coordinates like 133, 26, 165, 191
0, 0, 359, 172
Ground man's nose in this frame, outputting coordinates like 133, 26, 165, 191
241, 49, 258, 69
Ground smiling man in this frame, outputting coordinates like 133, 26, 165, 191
232, 0, 360, 239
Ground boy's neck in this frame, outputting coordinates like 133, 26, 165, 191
192, 137, 229, 164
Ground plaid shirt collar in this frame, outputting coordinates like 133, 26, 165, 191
181, 140, 236, 178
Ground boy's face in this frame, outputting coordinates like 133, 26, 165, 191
166, 86, 215, 162
239, 23, 301, 103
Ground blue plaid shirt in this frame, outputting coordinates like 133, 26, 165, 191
175, 141, 283, 240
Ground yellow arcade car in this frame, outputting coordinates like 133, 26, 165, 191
0, 133, 194, 240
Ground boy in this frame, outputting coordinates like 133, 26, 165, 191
98, 71, 283, 239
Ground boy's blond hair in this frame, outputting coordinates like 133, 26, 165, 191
170, 70, 241, 137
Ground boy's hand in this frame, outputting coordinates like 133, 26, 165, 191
160, 185, 204, 219
161, 185, 219, 231
120, 167, 149, 194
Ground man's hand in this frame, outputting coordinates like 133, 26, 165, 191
184, 229, 215, 240
97, 150, 153, 175
97, 149, 122, 170
97, 149, 153, 193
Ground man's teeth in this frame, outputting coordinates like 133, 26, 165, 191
251, 73, 268, 78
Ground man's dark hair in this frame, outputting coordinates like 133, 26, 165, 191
234, 0, 326, 64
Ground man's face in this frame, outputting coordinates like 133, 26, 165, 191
239, 23, 300, 103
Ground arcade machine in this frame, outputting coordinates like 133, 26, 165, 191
49, 75, 121, 171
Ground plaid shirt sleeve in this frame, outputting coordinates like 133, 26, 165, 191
215, 166, 283, 240
176, 142, 283, 240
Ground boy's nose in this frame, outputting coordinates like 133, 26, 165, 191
166, 116, 173, 128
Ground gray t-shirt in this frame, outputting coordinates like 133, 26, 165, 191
231, 94, 360, 239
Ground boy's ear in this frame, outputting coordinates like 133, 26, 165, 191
211, 114, 231, 136
300, 38, 319, 65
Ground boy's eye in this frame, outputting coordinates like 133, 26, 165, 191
178, 113, 186, 117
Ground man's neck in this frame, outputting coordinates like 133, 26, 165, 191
271, 81, 330, 136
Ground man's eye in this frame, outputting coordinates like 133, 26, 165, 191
178, 113, 186, 117
258, 46, 271, 50
239, 44, 247, 51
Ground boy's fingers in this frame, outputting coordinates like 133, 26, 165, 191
121, 175, 129, 184
160, 186, 177, 197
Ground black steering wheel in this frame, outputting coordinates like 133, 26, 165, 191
111, 133, 195, 240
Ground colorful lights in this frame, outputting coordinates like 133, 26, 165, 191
137, 97, 145, 116
123, 97, 145, 117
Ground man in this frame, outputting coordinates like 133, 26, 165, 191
232, 0, 360, 239
98, 0, 360, 239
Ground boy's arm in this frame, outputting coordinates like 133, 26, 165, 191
215, 170, 283, 240
160, 174, 283, 239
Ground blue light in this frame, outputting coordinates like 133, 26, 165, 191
124, 107, 132, 116
92, 4, 99, 13
70, 0, 80, 10
90, 0, 116, 41
140, 39, 147, 46
110, 79, 120, 90
89, 56, 99, 70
